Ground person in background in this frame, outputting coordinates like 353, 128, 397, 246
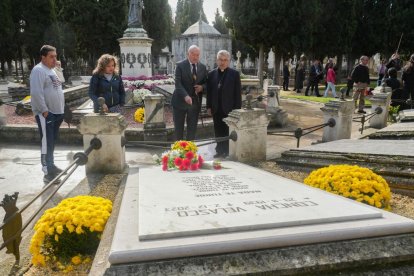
207, 50, 242, 158
377, 59, 386, 86
324, 58, 334, 89
324, 63, 337, 98
54, 60, 65, 88
171, 45, 207, 141
351, 56, 370, 114
295, 61, 305, 93
384, 68, 401, 91
402, 54, 414, 106
30, 45, 65, 184
385, 53, 402, 78
88, 54, 125, 113
305, 59, 323, 97
282, 61, 290, 91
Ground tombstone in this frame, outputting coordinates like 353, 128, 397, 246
236, 51, 242, 72
119, 0, 153, 77
143, 93, 167, 141
223, 108, 269, 162
107, 161, 414, 274
320, 100, 354, 142
77, 113, 127, 173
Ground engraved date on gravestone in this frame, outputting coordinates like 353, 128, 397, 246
182, 175, 262, 197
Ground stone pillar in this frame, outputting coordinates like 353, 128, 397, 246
267, 85, 280, 107
266, 85, 288, 127
369, 86, 392, 129
78, 113, 127, 174
143, 93, 167, 141
223, 108, 269, 162
118, 28, 153, 77
320, 100, 354, 142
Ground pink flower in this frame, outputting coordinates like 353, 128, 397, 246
162, 164, 168, 171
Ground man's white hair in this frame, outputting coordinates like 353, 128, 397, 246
188, 45, 200, 53
360, 55, 369, 62
217, 50, 231, 60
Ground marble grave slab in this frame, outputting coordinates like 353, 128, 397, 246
109, 161, 414, 264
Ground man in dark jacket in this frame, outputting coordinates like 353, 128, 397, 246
207, 50, 242, 158
171, 45, 207, 140
305, 59, 323, 97
351, 56, 370, 114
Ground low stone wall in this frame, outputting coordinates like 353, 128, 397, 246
0, 122, 215, 145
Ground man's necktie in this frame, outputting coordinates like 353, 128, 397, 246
192, 63, 197, 82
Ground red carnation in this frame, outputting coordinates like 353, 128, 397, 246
179, 165, 184, 171
185, 151, 194, 160
174, 157, 183, 166
162, 155, 169, 164
179, 141, 188, 148
162, 164, 168, 171
183, 158, 191, 168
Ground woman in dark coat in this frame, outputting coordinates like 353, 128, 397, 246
89, 54, 125, 113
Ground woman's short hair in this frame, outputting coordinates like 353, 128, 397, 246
93, 54, 119, 75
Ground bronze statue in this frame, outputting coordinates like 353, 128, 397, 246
128, 0, 144, 28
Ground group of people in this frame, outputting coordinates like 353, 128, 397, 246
30, 44, 241, 183
172, 45, 242, 158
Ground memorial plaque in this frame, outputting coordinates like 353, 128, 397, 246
139, 162, 382, 240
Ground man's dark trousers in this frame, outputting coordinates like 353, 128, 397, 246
173, 96, 201, 141
213, 110, 229, 155
35, 113, 63, 174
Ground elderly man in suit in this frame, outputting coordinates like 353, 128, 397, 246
207, 50, 242, 158
171, 45, 208, 140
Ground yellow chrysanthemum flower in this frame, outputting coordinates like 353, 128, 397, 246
304, 165, 391, 210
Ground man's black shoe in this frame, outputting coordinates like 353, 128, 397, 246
43, 174, 61, 184
357, 110, 367, 114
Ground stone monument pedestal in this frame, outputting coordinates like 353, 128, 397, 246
143, 93, 166, 141
223, 108, 269, 162
267, 85, 287, 127
78, 113, 127, 173
369, 87, 392, 129
118, 28, 153, 77
320, 100, 354, 142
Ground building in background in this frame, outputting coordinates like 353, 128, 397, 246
172, 19, 231, 70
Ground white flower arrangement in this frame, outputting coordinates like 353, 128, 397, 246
132, 88, 151, 104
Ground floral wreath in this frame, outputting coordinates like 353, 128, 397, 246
137, 53, 147, 68
126, 53, 136, 68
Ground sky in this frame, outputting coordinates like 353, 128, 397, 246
167, 0, 223, 24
